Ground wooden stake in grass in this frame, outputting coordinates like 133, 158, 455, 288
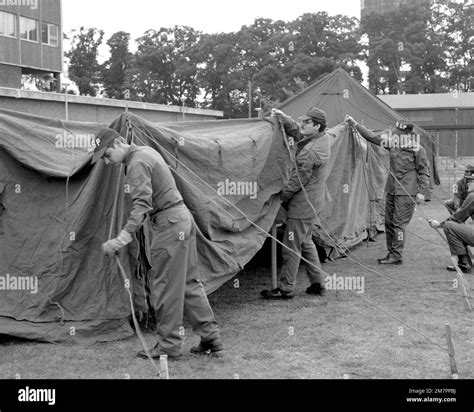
160, 355, 170, 380
445, 323, 459, 380
271, 224, 278, 290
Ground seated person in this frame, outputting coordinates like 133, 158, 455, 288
444, 165, 474, 215
430, 192, 474, 274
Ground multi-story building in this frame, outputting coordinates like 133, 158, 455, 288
0, 0, 62, 91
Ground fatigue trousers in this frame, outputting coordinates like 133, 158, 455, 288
385, 194, 416, 260
279, 217, 324, 293
443, 221, 474, 257
148, 205, 219, 355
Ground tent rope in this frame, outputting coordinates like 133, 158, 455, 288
349, 125, 472, 304
130, 123, 334, 279
108, 120, 161, 377
129, 119, 452, 353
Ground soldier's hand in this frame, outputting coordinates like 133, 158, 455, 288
102, 238, 123, 257
429, 220, 441, 229
271, 109, 285, 119
345, 115, 357, 127
416, 193, 426, 205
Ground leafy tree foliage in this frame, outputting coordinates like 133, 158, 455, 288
132, 26, 201, 106
65, 27, 104, 97
67, 4, 471, 117
362, 0, 472, 94
101, 31, 135, 100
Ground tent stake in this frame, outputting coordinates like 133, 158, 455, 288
271, 224, 278, 290
160, 355, 170, 380
445, 323, 459, 379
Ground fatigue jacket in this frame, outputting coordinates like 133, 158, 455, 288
453, 177, 470, 209
280, 115, 331, 219
355, 123, 430, 196
447, 193, 474, 224
123, 144, 183, 234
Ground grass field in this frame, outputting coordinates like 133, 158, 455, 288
0, 159, 473, 380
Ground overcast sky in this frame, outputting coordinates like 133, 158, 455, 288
63, 0, 361, 42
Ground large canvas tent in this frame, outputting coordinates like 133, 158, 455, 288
278, 68, 439, 254
0, 109, 293, 343
0, 95, 394, 343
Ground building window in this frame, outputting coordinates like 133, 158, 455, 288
19, 16, 38, 42
0, 11, 16, 38
42, 22, 59, 47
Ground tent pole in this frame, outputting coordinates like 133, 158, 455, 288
271, 224, 277, 290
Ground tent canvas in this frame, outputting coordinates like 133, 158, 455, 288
278, 68, 439, 185
0, 109, 292, 343
1, 100, 390, 344
277, 68, 439, 255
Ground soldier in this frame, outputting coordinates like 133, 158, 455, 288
444, 165, 474, 215
92, 128, 223, 360
345, 116, 430, 265
429, 193, 474, 274
261, 107, 331, 300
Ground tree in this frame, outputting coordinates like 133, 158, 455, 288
133, 26, 201, 106
248, 13, 362, 109
362, 1, 472, 94
65, 27, 104, 97
194, 32, 242, 116
100, 31, 135, 100
436, 0, 473, 92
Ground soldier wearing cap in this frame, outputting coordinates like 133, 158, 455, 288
261, 107, 332, 300
429, 192, 474, 274
91, 128, 223, 360
345, 116, 431, 265
444, 165, 474, 215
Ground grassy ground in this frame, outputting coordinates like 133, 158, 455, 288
0, 160, 473, 380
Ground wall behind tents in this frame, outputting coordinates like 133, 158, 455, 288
0, 87, 224, 123
379, 94, 474, 158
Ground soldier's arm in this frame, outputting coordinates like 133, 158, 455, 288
353, 123, 387, 147
415, 147, 431, 194
453, 180, 463, 208
346, 115, 386, 147
447, 193, 474, 224
272, 109, 302, 141
123, 160, 154, 234
281, 149, 320, 203
453, 194, 461, 209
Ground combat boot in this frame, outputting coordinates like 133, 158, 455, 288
190, 337, 224, 357
378, 255, 403, 265
261, 288, 295, 300
447, 254, 472, 274
306, 283, 325, 296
